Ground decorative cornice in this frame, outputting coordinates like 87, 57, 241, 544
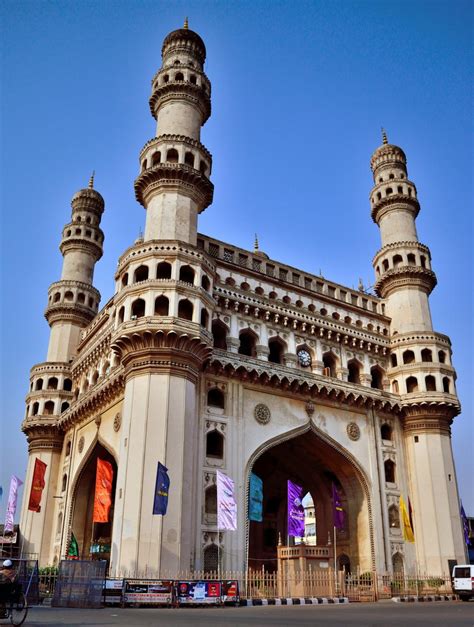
375, 266, 437, 298
207, 350, 402, 413
59, 236, 103, 260
45, 303, 96, 326
402, 404, 456, 435
22, 420, 64, 452
134, 163, 214, 209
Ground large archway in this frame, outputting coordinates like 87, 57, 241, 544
247, 428, 372, 573
70, 442, 117, 563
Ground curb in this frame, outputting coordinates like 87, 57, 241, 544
392, 594, 457, 603
240, 597, 349, 606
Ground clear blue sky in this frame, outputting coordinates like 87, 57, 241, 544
1, 0, 472, 524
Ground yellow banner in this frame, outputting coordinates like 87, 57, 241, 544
400, 495, 415, 542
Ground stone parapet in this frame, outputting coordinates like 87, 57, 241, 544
375, 266, 437, 298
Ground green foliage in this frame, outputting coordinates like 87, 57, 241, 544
425, 577, 444, 589
38, 565, 58, 575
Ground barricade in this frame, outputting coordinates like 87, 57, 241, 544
52, 559, 107, 608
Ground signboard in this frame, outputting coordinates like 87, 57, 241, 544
123, 580, 173, 605
177, 580, 222, 604
222, 580, 239, 603
103, 579, 124, 604
0, 532, 17, 544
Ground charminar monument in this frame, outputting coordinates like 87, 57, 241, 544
19, 22, 466, 578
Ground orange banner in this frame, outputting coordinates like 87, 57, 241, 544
28, 458, 47, 512
93, 458, 113, 523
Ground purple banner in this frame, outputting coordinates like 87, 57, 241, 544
287, 480, 305, 537
217, 470, 237, 531
5, 475, 23, 533
332, 483, 345, 530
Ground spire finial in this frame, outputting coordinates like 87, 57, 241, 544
88, 170, 95, 189
184, 17, 189, 29
254, 233, 259, 253
381, 127, 388, 145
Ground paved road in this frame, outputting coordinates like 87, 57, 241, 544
18, 600, 474, 626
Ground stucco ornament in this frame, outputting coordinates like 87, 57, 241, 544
113, 413, 122, 432
347, 422, 361, 441
254, 403, 271, 425
78, 436, 85, 453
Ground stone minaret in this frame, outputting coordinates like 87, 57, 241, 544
370, 132, 466, 573
110, 22, 215, 575
20, 177, 105, 562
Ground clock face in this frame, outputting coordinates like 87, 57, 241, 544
297, 349, 312, 367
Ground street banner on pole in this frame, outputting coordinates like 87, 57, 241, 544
400, 495, 415, 542
28, 458, 47, 512
216, 470, 237, 531
287, 480, 305, 537
5, 475, 23, 533
93, 458, 113, 523
332, 483, 345, 530
153, 462, 170, 515
249, 472, 263, 522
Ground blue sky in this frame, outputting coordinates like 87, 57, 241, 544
1, 0, 472, 525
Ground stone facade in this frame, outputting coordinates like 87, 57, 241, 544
19, 23, 466, 577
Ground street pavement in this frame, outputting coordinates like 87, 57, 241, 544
18, 600, 474, 626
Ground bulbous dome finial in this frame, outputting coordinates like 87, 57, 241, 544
381, 127, 388, 145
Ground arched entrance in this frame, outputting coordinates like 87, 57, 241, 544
247, 428, 372, 573
70, 442, 117, 563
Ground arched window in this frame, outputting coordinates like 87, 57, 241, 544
77, 292, 85, 304
384, 460, 396, 483
152, 151, 161, 166
403, 350, 415, 364
381, 423, 392, 441
206, 430, 224, 458
425, 375, 436, 391
64, 291, 73, 302
421, 348, 433, 362
166, 148, 179, 163
154, 295, 169, 316
141, 159, 148, 172
406, 376, 418, 393
420, 255, 426, 267
62, 474, 67, 492
178, 299, 193, 321
392, 552, 404, 574
44, 401, 55, 415
370, 366, 384, 390
407, 253, 416, 265
392, 380, 399, 393
121, 273, 128, 287
205, 485, 217, 515
203, 544, 219, 573
238, 329, 257, 358
200, 308, 209, 329
131, 298, 146, 318
46, 377, 58, 390
212, 320, 228, 350
56, 512, 63, 536
388, 505, 400, 528
199, 160, 208, 175
268, 337, 285, 364
382, 259, 389, 271
386, 187, 393, 195
63, 378, 72, 391
54, 292, 61, 303
190, 74, 197, 84
442, 377, 451, 393
179, 265, 195, 284
175, 72, 184, 81
163, 74, 169, 83
156, 261, 172, 279
392, 254, 403, 268
118, 306, 125, 324
201, 275, 211, 291
438, 350, 446, 364
207, 388, 225, 409
134, 265, 149, 283
347, 359, 361, 385
184, 151, 195, 167
60, 401, 70, 413
322, 352, 337, 377
32, 402, 39, 416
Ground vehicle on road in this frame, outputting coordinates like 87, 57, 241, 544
452, 564, 474, 601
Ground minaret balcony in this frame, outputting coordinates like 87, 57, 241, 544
374, 265, 437, 298
139, 135, 212, 176
370, 194, 420, 223
60, 225, 104, 261
149, 80, 211, 123
134, 162, 214, 209
45, 281, 100, 325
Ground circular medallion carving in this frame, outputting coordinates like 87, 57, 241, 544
78, 436, 85, 453
113, 413, 122, 432
347, 422, 361, 441
254, 403, 271, 425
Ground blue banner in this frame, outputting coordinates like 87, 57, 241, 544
249, 473, 263, 522
153, 462, 170, 515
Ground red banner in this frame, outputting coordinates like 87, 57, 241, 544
28, 458, 47, 512
93, 458, 113, 523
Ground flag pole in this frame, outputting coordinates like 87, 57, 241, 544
334, 525, 337, 595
